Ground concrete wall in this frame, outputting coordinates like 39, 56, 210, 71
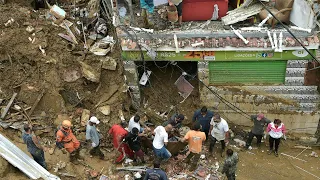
198, 60, 320, 134
123, 61, 140, 108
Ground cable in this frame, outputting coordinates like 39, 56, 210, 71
256, 0, 320, 66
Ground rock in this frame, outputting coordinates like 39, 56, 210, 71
81, 109, 90, 126
79, 61, 101, 82
26, 26, 35, 33
101, 57, 117, 70
98, 105, 111, 115
62, 68, 81, 82
54, 114, 70, 126
0, 157, 9, 177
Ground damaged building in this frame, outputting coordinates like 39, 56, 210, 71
112, 0, 320, 134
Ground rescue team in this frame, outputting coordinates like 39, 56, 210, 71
22, 106, 286, 180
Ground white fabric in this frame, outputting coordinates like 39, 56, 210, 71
210, 118, 229, 141
89, 116, 100, 124
128, 116, 141, 132
152, 126, 168, 149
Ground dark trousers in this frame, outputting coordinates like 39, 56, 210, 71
269, 136, 281, 152
226, 173, 236, 180
246, 131, 263, 148
185, 152, 201, 171
31, 150, 47, 169
209, 136, 225, 153
89, 144, 104, 158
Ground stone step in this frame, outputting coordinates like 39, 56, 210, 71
286, 68, 306, 77
285, 77, 304, 86
287, 60, 308, 68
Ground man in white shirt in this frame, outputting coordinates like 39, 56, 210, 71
208, 114, 229, 157
128, 115, 142, 133
152, 124, 173, 161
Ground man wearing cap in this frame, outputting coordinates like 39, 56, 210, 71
245, 113, 271, 149
208, 114, 229, 157
108, 121, 134, 163
163, 113, 184, 130
56, 120, 81, 163
86, 116, 104, 160
192, 106, 214, 138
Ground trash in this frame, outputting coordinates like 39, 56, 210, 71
26, 26, 35, 33
4, 18, 14, 27
101, 57, 117, 70
200, 154, 205, 159
95, 18, 108, 36
134, 172, 141, 179
310, 151, 318, 157
221, 3, 263, 25
139, 71, 152, 86
79, 61, 101, 82
50, 5, 66, 19
98, 105, 111, 116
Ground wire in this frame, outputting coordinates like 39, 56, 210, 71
256, 0, 320, 67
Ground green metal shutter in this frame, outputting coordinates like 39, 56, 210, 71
209, 61, 287, 85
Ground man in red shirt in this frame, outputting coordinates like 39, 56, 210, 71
108, 121, 134, 163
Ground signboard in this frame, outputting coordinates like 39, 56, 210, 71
122, 49, 316, 61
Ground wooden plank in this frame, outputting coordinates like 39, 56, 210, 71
1, 92, 18, 119
28, 89, 45, 116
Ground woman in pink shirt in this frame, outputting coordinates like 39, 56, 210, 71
267, 119, 286, 157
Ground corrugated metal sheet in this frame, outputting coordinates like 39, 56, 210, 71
209, 61, 287, 85
0, 133, 60, 180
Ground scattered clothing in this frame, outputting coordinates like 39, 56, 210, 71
144, 168, 168, 180
153, 126, 171, 160
108, 124, 134, 163
192, 109, 214, 137
22, 132, 47, 169
222, 152, 239, 180
128, 116, 141, 133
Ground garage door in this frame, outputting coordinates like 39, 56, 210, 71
209, 61, 287, 85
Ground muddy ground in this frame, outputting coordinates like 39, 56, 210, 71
0, 1, 320, 180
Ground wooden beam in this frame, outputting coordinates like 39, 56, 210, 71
28, 89, 45, 116
1, 92, 17, 119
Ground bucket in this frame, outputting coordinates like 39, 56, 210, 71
166, 6, 178, 22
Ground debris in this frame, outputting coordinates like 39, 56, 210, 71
310, 151, 318, 157
53, 161, 66, 173
290, 26, 312, 33
174, 34, 179, 53
90, 45, 111, 56
221, 3, 263, 25
293, 145, 312, 149
129, 26, 154, 33
240, 27, 266, 31
295, 165, 320, 179
0, 92, 18, 120
139, 71, 151, 86
28, 89, 45, 116
95, 84, 118, 108
134, 172, 141, 179
191, 41, 204, 47
267, 30, 275, 49
230, 26, 248, 44
281, 153, 307, 162
58, 33, 76, 44
98, 105, 111, 115
50, 5, 66, 20
39, 45, 46, 56
99, 175, 110, 180
258, 13, 272, 27
101, 57, 117, 70
62, 68, 81, 82
211, 4, 219, 20
233, 138, 246, 147
58, 172, 76, 178
174, 75, 194, 101
26, 26, 35, 33
246, 151, 255, 155
4, 18, 14, 27
81, 109, 90, 126
79, 61, 101, 82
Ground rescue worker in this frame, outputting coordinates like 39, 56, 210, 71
86, 116, 104, 160
162, 113, 184, 130
56, 120, 81, 163
124, 127, 145, 163
192, 106, 214, 138
221, 149, 239, 180
108, 121, 134, 163
208, 114, 229, 157
22, 124, 47, 169
245, 113, 271, 149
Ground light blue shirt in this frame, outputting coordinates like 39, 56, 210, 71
86, 124, 100, 146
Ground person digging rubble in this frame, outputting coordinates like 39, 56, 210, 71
140, 0, 154, 27
22, 124, 47, 169
124, 127, 145, 163
144, 159, 168, 180
267, 119, 286, 157
56, 120, 81, 164
108, 121, 134, 163
86, 116, 104, 160
152, 124, 173, 161
192, 106, 214, 139
168, 0, 183, 26
221, 149, 239, 180
208, 114, 229, 157
245, 113, 271, 149
163, 113, 184, 130
179, 122, 206, 171
128, 114, 151, 135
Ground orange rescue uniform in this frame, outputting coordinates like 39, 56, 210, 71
56, 127, 80, 153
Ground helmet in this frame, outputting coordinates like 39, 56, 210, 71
62, 120, 72, 128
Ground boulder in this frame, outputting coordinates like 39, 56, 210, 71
97, 105, 110, 115
101, 57, 117, 71
79, 61, 101, 82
